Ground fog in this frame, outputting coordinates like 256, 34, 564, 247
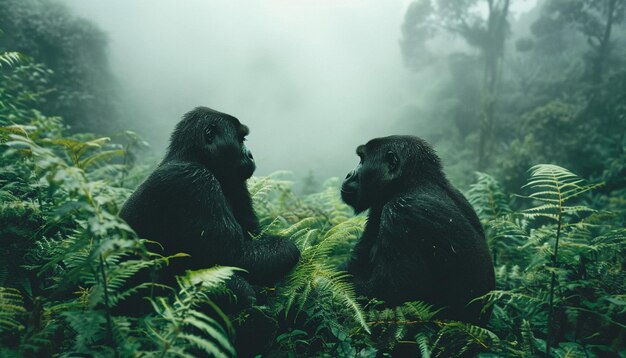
60, 0, 538, 182
58, 0, 420, 180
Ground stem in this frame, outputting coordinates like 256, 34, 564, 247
90, 187, 117, 357
545, 180, 564, 357
99, 252, 118, 358
120, 142, 131, 187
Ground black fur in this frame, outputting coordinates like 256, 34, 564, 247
341, 135, 495, 324
119, 107, 300, 307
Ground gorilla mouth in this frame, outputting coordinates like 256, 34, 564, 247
240, 160, 256, 179
340, 187, 357, 197
340, 186, 358, 206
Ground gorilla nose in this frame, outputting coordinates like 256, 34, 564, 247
244, 148, 254, 160
345, 170, 355, 180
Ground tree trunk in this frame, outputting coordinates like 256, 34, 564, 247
593, 0, 616, 84
477, 0, 509, 170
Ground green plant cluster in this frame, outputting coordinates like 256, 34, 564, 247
2, 11, 625, 356
0, 0, 120, 133
400, 0, 626, 196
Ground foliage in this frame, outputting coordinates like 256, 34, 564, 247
1, 0, 626, 355
401, 0, 513, 169
400, 0, 626, 194
0, 0, 120, 133
2, 97, 624, 355
143, 267, 239, 357
467, 167, 626, 357
0, 52, 21, 68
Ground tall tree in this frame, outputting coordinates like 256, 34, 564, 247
530, 0, 626, 179
535, 0, 625, 84
401, 0, 512, 169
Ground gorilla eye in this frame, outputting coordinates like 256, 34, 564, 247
205, 131, 215, 143
385, 151, 399, 169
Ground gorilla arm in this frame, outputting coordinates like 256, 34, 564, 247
353, 203, 436, 306
360, 191, 490, 320
126, 162, 299, 287
342, 234, 374, 276
219, 180, 262, 238
341, 207, 381, 277
171, 163, 299, 286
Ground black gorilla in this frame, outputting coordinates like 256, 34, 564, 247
120, 107, 300, 307
341, 135, 495, 324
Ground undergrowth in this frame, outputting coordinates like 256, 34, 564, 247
1, 49, 624, 357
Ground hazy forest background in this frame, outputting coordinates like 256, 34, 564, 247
1, 0, 625, 357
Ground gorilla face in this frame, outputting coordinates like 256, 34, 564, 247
166, 107, 256, 180
239, 143, 256, 179
341, 139, 400, 213
204, 116, 256, 180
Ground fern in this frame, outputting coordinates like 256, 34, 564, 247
364, 301, 500, 356
521, 164, 601, 355
0, 287, 25, 333
2, 108, 625, 357
467, 171, 527, 266
44, 136, 124, 170
432, 321, 499, 357
247, 173, 371, 340
279, 216, 370, 334
521, 164, 599, 221
0, 52, 22, 68
467, 171, 512, 222
144, 267, 237, 358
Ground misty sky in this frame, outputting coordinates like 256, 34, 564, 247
61, 0, 536, 180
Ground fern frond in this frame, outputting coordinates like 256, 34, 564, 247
415, 331, 432, 358
0, 287, 25, 332
481, 290, 547, 307
467, 172, 512, 222
280, 217, 369, 333
0, 52, 22, 68
146, 272, 236, 358
433, 321, 498, 356
248, 171, 292, 201
522, 165, 599, 221
80, 149, 125, 170
182, 266, 243, 288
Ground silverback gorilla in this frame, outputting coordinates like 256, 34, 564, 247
119, 107, 300, 308
340, 135, 495, 324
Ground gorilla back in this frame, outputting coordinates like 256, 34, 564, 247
341, 135, 495, 324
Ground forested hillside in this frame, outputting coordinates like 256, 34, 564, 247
1, 0, 625, 357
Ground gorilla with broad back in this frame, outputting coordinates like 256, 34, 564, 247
120, 107, 300, 307
341, 135, 495, 324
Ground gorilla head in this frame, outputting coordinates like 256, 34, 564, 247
341, 135, 442, 213
165, 107, 256, 180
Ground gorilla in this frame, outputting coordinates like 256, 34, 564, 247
340, 135, 495, 324
119, 107, 300, 309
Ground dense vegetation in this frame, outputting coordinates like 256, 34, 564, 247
1, 0, 625, 357
400, 0, 626, 194
0, 0, 120, 133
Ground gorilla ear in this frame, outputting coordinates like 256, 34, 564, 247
385, 151, 399, 172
